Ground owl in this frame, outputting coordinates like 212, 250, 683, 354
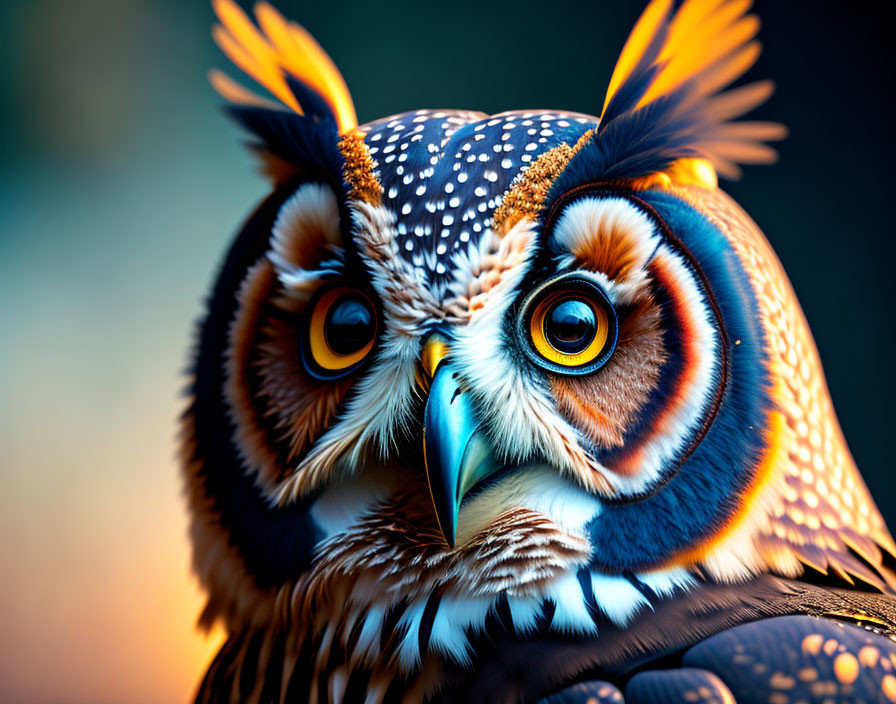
183, 0, 896, 702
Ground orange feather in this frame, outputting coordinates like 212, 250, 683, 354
210, 0, 357, 132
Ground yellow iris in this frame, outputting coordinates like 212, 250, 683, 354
529, 291, 610, 368
307, 286, 376, 372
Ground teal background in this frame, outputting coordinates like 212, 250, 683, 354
0, 1, 892, 702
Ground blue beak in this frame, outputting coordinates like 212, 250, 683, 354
423, 357, 503, 547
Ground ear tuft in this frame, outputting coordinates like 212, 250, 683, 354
590, 0, 787, 181
210, 0, 357, 132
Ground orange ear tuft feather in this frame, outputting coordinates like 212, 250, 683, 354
601, 0, 786, 179
210, 0, 357, 133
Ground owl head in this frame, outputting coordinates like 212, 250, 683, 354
184, 0, 896, 699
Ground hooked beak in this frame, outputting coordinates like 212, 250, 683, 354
421, 335, 503, 548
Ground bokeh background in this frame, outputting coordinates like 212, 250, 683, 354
0, 0, 892, 702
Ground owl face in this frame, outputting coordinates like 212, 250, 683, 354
185, 0, 896, 697
212, 107, 754, 546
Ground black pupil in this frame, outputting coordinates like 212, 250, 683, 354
325, 296, 375, 355
545, 298, 597, 354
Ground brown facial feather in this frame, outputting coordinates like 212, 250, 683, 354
225, 258, 354, 490
541, 195, 672, 477
552, 296, 665, 450
567, 209, 649, 282
225, 260, 283, 486
254, 315, 351, 464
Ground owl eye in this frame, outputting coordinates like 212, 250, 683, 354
302, 285, 378, 380
521, 275, 618, 375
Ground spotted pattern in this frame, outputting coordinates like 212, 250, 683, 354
683, 615, 896, 704
360, 109, 596, 289
534, 615, 896, 704
624, 668, 736, 704
540, 680, 625, 704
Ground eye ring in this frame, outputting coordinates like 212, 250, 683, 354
301, 284, 378, 380
519, 275, 618, 375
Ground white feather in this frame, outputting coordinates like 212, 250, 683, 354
427, 594, 491, 665
635, 566, 696, 597
590, 571, 651, 626
457, 466, 602, 545
395, 599, 428, 670
354, 602, 385, 664
506, 594, 542, 635
547, 572, 598, 635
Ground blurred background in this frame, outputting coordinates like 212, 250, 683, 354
0, 0, 892, 702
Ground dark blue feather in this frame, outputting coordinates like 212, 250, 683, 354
185, 181, 324, 594
225, 105, 345, 186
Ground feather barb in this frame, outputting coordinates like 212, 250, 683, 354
599, 0, 785, 180
210, 0, 357, 132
